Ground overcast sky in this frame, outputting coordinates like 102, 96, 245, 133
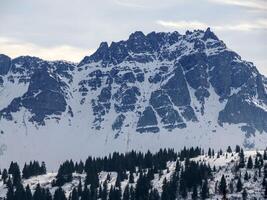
0, 0, 266, 75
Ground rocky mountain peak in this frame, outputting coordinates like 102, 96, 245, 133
0, 30, 266, 165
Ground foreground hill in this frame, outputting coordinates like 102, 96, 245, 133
0, 147, 267, 199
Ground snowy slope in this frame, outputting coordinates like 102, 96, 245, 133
0, 150, 266, 199
0, 29, 267, 169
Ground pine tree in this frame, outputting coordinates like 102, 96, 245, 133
179, 177, 187, 198
236, 177, 243, 192
2, 168, 8, 184
101, 180, 108, 200
247, 156, 253, 169
41, 162, 46, 175
235, 145, 241, 153
227, 146, 232, 153
161, 178, 170, 200
54, 187, 67, 200
22, 164, 29, 179
9, 162, 21, 186
14, 183, 26, 200
81, 186, 90, 200
123, 185, 130, 200
148, 189, 160, 200
6, 177, 13, 189
25, 185, 32, 200
129, 171, 134, 183
192, 185, 198, 200
77, 179, 83, 197
239, 149, 245, 168
45, 188, 52, 200
106, 173, 111, 182
264, 150, 267, 160
254, 157, 259, 169
70, 188, 79, 200
208, 148, 212, 158
33, 184, 43, 200
85, 170, 99, 189
115, 174, 121, 188
201, 179, 209, 199
219, 175, 227, 198
6, 185, 14, 200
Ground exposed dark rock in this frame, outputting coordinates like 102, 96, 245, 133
0, 54, 11, 75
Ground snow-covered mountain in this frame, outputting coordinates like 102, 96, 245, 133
0, 28, 266, 169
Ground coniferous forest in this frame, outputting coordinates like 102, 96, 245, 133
0, 146, 267, 200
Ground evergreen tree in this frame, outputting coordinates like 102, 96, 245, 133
54, 160, 74, 186
2, 168, 8, 184
208, 148, 212, 158
236, 177, 243, 192
25, 185, 32, 200
6, 185, 14, 200
148, 189, 160, 200
9, 162, 21, 186
6, 177, 13, 189
70, 188, 79, 200
239, 149, 245, 168
179, 177, 187, 198
40, 162, 47, 175
33, 184, 44, 200
81, 186, 90, 200
129, 186, 135, 200
264, 150, 267, 160
219, 175, 227, 198
77, 178, 82, 197
192, 185, 198, 200
201, 179, 209, 199
85, 170, 99, 189
45, 188, 52, 200
54, 187, 67, 200
235, 145, 241, 153
101, 180, 108, 200
247, 156, 253, 169
135, 172, 150, 200
161, 178, 170, 200
254, 157, 260, 169
123, 185, 130, 200
227, 146, 232, 153
22, 163, 30, 179
115, 174, 121, 188
129, 171, 134, 184
14, 183, 26, 200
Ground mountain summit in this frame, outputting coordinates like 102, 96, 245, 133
0, 29, 266, 168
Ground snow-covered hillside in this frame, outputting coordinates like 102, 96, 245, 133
0, 148, 266, 199
0, 28, 267, 169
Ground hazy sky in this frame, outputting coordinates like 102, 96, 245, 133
0, 0, 266, 75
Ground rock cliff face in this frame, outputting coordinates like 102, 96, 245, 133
0, 29, 266, 167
